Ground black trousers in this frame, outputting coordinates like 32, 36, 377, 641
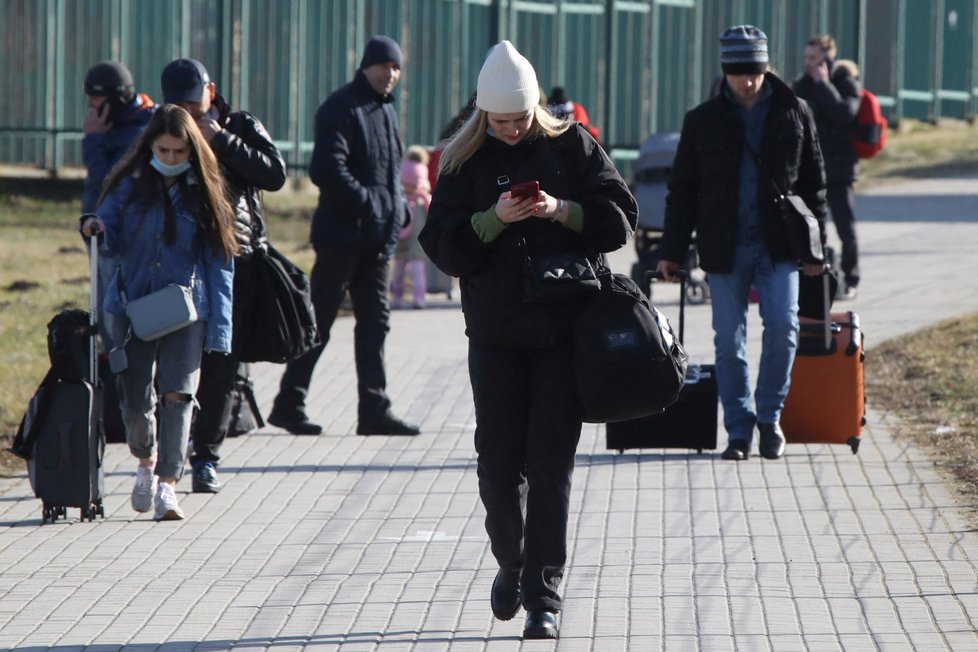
468, 338, 582, 613
273, 245, 392, 421
192, 255, 256, 466
827, 182, 859, 287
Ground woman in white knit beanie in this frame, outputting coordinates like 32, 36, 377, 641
420, 40, 637, 640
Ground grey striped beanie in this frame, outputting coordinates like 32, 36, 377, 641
720, 25, 769, 75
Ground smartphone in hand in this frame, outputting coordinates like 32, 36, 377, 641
510, 180, 540, 201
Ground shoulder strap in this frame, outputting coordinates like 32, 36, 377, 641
740, 134, 788, 200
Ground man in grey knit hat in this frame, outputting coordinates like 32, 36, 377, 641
657, 25, 828, 461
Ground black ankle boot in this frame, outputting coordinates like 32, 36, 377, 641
523, 609, 558, 639
490, 568, 521, 621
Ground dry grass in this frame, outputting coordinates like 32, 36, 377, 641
866, 315, 978, 516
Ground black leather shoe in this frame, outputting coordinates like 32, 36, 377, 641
357, 413, 420, 436
720, 439, 750, 461
192, 461, 221, 493
490, 568, 521, 621
523, 609, 559, 639
758, 422, 786, 459
268, 411, 323, 435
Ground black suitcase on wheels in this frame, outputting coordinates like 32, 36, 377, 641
606, 271, 718, 453
27, 218, 106, 522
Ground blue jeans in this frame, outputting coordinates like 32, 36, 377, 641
707, 239, 799, 443
117, 320, 205, 479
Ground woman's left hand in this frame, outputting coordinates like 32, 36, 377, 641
528, 191, 564, 223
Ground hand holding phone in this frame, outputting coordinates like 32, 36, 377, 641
510, 180, 540, 201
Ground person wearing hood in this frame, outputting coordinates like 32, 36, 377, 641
82, 61, 157, 351
268, 36, 420, 438
160, 57, 287, 494
82, 61, 157, 214
420, 41, 636, 639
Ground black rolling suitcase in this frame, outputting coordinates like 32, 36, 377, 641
26, 220, 106, 523
606, 271, 718, 453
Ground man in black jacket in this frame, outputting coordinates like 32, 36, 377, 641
268, 36, 419, 437
161, 58, 287, 492
657, 25, 827, 461
793, 34, 862, 299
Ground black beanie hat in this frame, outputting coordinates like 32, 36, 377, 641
84, 61, 136, 104
359, 35, 403, 70
719, 25, 769, 75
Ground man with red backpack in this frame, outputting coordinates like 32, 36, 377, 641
792, 34, 861, 300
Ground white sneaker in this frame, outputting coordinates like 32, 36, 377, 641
131, 465, 157, 513
153, 483, 185, 521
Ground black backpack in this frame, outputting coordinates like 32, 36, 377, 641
575, 273, 688, 423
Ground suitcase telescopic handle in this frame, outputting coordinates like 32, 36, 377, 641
646, 269, 689, 343
81, 213, 101, 384
819, 270, 832, 351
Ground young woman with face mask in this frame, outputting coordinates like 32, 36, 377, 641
81, 104, 237, 521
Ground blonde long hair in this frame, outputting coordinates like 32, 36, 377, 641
99, 104, 237, 261
438, 105, 571, 175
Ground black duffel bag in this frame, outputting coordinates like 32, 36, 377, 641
575, 272, 688, 423
235, 244, 320, 364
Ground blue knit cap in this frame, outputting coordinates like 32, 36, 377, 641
720, 25, 769, 75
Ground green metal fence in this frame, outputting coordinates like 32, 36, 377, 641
2, 0, 977, 179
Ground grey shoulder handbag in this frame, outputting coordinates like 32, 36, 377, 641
124, 283, 198, 341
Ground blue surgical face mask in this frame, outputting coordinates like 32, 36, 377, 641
150, 155, 192, 177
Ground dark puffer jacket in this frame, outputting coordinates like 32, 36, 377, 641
792, 64, 861, 185
660, 73, 827, 274
308, 71, 406, 253
421, 124, 637, 348
210, 94, 287, 256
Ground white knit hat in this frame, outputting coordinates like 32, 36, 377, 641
476, 41, 540, 113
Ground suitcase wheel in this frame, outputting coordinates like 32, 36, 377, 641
847, 437, 860, 454
41, 503, 67, 524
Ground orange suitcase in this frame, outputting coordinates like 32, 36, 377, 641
781, 310, 865, 453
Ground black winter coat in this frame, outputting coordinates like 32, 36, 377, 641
211, 94, 287, 256
660, 74, 827, 274
421, 124, 637, 348
792, 65, 861, 185
308, 72, 406, 252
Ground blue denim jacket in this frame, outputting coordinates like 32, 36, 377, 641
96, 173, 235, 353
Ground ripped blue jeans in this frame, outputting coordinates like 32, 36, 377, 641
116, 320, 205, 479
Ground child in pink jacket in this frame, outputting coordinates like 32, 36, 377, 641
392, 146, 431, 309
